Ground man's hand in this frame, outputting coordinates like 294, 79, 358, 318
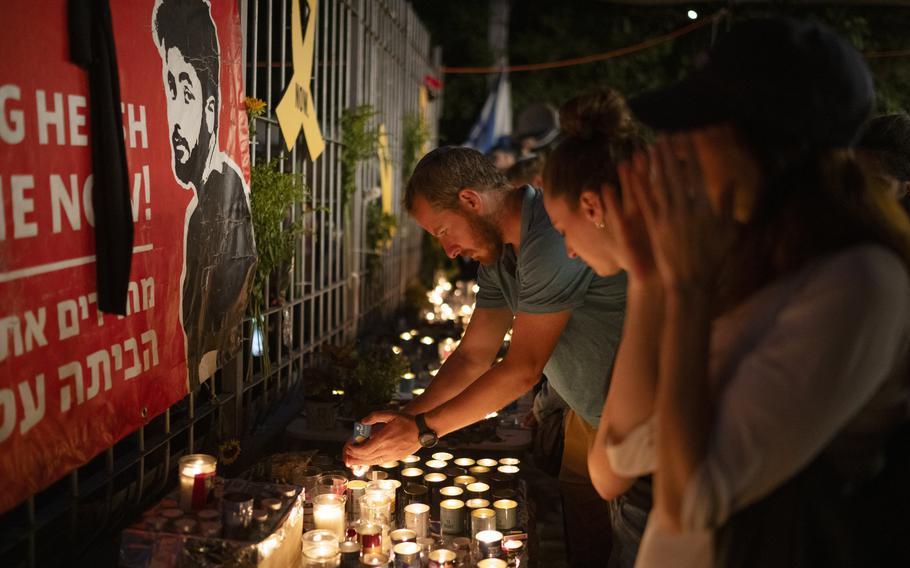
344, 411, 423, 466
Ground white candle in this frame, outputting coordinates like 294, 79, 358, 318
313, 494, 346, 541
178, 454, 216, 511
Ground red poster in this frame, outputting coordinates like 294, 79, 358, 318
0, 0, 253, 512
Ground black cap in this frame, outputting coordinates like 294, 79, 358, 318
630, 18, 874, 149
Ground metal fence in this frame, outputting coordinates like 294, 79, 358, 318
0, 1, 439, 566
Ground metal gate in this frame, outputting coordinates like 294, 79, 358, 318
0, 1, 439, 566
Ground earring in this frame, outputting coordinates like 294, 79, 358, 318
594, 220, 606, 230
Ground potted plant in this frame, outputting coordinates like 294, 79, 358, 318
346, 345, 408, 419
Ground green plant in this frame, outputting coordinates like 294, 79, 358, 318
402, 113, 429, 181
341, 105, 380, 209
249, 158, 308, 371
346, 344, 408, 416
365, 201, 398, 285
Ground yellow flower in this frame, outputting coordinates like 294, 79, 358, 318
244, 97, 267, 117
218, 438, 242, 465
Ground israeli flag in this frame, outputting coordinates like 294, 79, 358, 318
464, 72, 512, 153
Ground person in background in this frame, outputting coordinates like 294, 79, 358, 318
541, 87, 651, 568
592, 17, 910, 567
488, 142, 517, 172
507, 153, 545, 189
856, 112, 910, 213
345, 146, 628, 567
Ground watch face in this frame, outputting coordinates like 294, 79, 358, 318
419, 431, 438, 448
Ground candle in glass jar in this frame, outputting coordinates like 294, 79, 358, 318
439, 486, 464, 499
453, 458, 475, 468
357, 520, 384, 555
400, 454, 421, 466
425, 460, 447, 471
475, 529, 504, 559
466, 482, 490, 500
468, 466, 490, 481
439, 499, 465, 535
431, 452, 454, 462
493, 499, 517, 531
313, 494, 346, 541
178, 454, 217, 511
476, 458, 498, 468
404, 503, 430, 538
427, 549, 457, 568
453, 476, 476, 490
393, 541, 421, 568
476, 559, 508, 568
503, 538, 524, 563
471, 508, 496, 537
498, 458, 520, 467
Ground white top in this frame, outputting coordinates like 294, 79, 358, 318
606, 244, 910, 568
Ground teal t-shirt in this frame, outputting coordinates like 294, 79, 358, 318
476, 186, 627, 427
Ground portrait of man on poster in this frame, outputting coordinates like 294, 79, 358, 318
152, 0, 256, 388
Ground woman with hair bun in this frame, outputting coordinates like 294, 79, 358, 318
542, 87, 653, 568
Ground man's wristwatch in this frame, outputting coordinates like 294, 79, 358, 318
414, 413, 439, 448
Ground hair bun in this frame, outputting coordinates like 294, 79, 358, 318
560, 88, 637, 140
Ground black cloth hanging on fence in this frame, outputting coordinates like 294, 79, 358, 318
69, 0, 134, 315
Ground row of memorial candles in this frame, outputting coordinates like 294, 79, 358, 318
303, 454, 523, 566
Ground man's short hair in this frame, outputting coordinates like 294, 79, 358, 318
404, 146, 511, 211
153, 0, 220, 125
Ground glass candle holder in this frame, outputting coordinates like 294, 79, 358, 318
360, 552, 390, 566
427, 549, 457, 568
400, 455, 421, 467
453, 458, 475, 468
365, 479, 399, 519
431, 452, 454, 462
475, 529, 504, 559
347, 479, 368, 518
370, 470, 389, 481
465, 498, 490, 514
496, 465, 519, 476
439, 499, 465, 535
400, 468, 424, 486
493, 500, 517, 531
404, 503, 430, 538
476, 559, 508, 568
300, 466, 323, 503
498, 458, 520, 467
452, 476, 476, 490
313, 494, 347, 541
402, 483, 428, 509
390, 528, 417, 546
439, 486, 464, 500
425, 460, 447, 471
476, 458, 498, 468
221, 492, 254, 539
178, 454, 217, 511
393, 541, 421, 568
471, 508, 496, 537
424, 473, 447, 517
468, 466, 490, 482
340, 540, 361, 568
319, 473, 349, 497
503, 538, 523, 564
302, 528, 340, 561
466, 482, 490, 501
355, 520, 384, 555
360, 493, 393, 526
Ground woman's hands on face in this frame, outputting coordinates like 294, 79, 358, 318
632, 132, 739, 297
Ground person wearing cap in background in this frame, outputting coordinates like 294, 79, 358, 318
506, 153, 545, 189
856, 113, 910, 213
345, 145, 628, 567
589, 17, 910, 567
